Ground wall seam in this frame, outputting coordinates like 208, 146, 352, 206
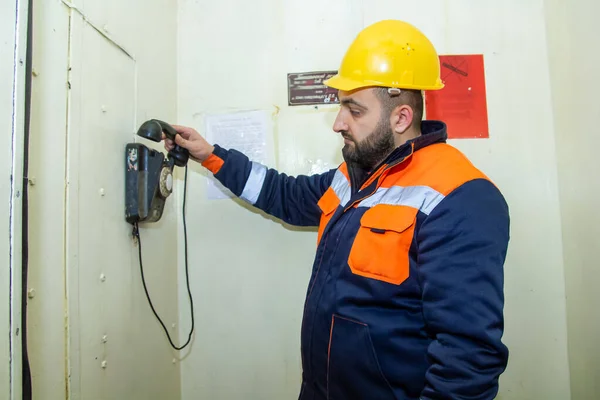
540, 1, 573, 398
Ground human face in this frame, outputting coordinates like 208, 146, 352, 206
333, 89, 395, 171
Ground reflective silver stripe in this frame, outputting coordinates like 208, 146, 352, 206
331, 170, 351, 206
357, 185, 445, 215
240, 162, 267, 205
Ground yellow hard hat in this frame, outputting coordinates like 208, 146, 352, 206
324, 20, 444, 91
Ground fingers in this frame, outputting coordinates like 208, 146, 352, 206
164, 136, 188, 154
161, 133, 176, 145
171, 124, 199, 140
171, 124, 189, 132
161, 124, 198, 152
163, 133, 175, 151
174, 134, 189, 147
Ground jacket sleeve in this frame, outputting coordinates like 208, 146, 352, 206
201, 144, 336, 227
416, 178, 510, 400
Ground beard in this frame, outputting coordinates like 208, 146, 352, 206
341, 119, 396, 171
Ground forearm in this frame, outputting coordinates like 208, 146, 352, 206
202, 144, 335, 226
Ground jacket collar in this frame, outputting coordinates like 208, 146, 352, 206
412, 120, 448, 149
387, 120, 448, 166
346, 120, 448, 193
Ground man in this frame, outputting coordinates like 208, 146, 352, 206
165, 20, 509, 400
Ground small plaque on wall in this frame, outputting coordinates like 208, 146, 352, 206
425, 54, 490, 139
287, 71, 339, 106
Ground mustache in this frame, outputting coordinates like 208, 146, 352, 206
340, 131, 353, 140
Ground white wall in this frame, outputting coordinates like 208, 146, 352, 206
1, 1, 19, 398
26, 1, 70, 396
545, 0, 600, 398
27, 0, 181, 399
15, 1, 594, 399
177, 1, 570, 399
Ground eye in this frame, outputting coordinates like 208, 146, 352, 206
350, 109, 361, 117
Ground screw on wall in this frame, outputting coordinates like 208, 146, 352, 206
27, 289, 36, 299
99, 188, 105, 196
101, 360, 107, 369
102, 335, 108, 343
100, 273, 106, 282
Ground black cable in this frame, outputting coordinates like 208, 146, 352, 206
22, 0, 34, 397
133, 165, 194, 350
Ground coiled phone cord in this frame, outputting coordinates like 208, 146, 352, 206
132, 164, 194, 350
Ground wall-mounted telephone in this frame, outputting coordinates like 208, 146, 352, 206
124, 120, 194, 351
125, 119, 189, 224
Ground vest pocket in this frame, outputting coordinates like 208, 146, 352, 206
327, 314, 395, 400
317, 187, 341, 244
348, 204, 417, 285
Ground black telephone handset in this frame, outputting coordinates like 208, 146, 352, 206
136, 119, 189, 167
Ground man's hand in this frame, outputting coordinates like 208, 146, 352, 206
162, 124, 215, 163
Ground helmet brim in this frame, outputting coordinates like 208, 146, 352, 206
324, 74, 445, 92
323, 74, 372, 92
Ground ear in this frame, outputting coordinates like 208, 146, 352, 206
390, 105, 414, 135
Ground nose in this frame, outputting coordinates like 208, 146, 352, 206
333, 109, 348, 133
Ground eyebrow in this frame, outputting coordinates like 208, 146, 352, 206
340, 98, 368, 110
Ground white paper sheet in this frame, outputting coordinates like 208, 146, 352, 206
204, 110, 273, 200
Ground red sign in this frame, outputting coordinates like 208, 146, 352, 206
425, 55, 489, 139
